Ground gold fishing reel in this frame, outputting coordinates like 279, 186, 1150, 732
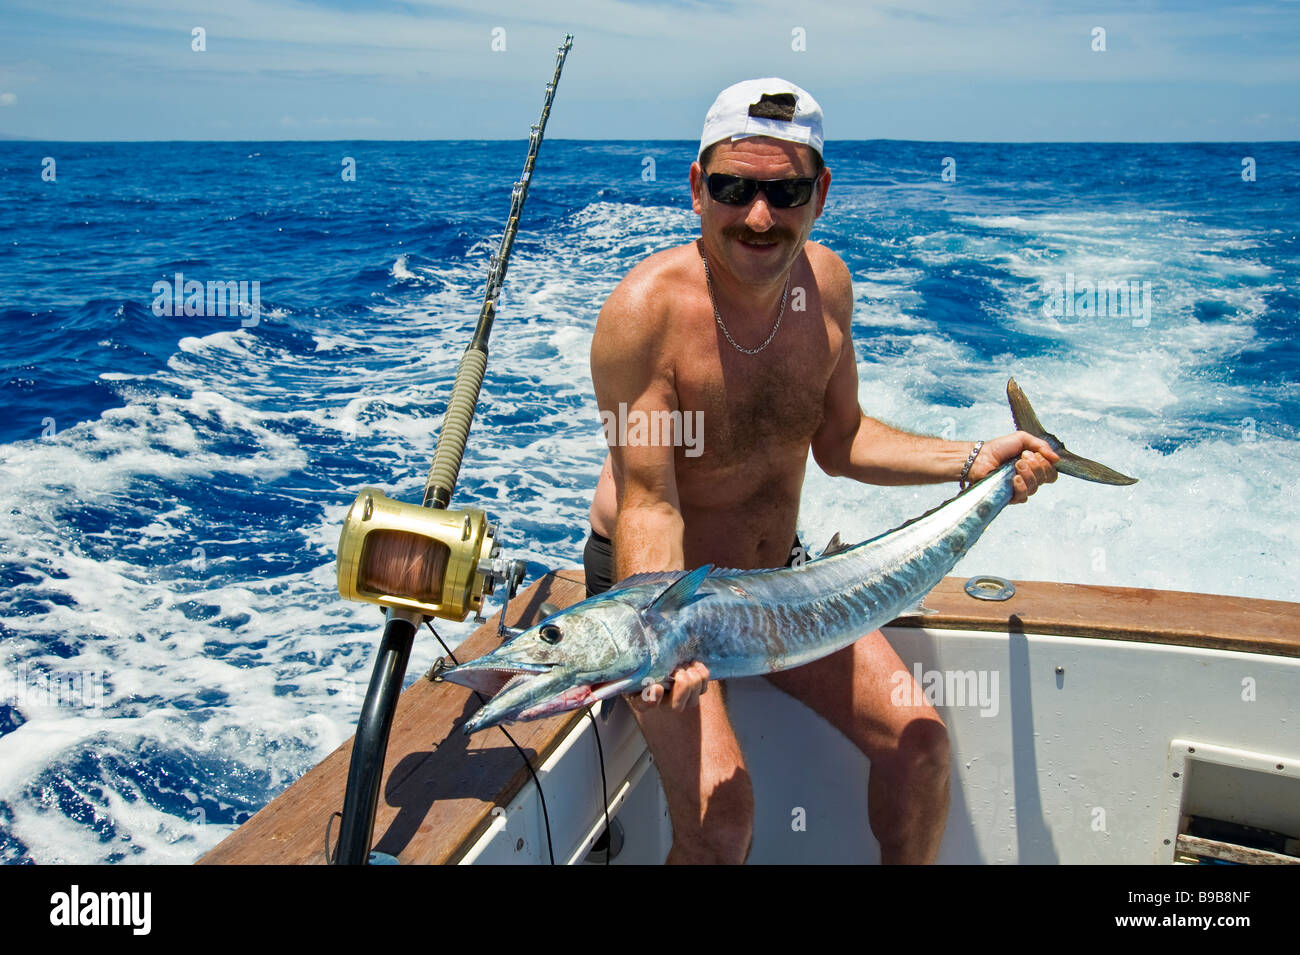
336, 487, 518, 622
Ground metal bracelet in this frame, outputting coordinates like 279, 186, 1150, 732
958, 440, 984, 490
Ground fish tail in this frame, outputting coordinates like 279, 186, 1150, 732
1006, 378, 1138, 486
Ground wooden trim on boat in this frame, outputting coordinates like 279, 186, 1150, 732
1176, 834, 1300, 865
199, 571, 1300, 866
891, 576, 1300, 659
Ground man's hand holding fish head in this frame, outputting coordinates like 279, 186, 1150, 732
632, 660, 710, 714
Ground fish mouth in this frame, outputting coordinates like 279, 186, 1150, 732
438, 659, 557, 698
512, 677, 640, 721
441, 657, 640, 733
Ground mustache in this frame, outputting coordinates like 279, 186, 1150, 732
723, 225, 796, 244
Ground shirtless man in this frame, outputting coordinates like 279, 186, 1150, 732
584, 79, 1058, 864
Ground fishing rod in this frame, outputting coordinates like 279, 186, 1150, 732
331, 34, 574, 866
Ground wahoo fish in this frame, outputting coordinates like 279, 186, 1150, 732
442, 379, 1137, 733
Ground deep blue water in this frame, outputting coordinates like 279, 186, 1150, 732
1, 140, 1296, 863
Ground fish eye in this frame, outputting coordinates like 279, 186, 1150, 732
539, 624, 563, 644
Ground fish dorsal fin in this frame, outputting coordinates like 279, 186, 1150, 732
643, 564, 713, 615
819, 532, 852, 558
608, 570, 681, 593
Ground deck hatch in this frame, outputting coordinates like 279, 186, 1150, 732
1160, 739, 1300, 864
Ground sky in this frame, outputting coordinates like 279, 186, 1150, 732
0, 0, 1297, 142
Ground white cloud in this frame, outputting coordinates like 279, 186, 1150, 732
0, 93, 17, 106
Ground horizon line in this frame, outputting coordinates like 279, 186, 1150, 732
3, 137, 1297, 146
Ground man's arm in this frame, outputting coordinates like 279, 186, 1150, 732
591, 272, 683, 578
809, 254, 1057, 501
590, 272, 710, 710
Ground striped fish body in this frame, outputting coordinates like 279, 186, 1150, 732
443, 379, 1136, 733
650, 463, 1016, 681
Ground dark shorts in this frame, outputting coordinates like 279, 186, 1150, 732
583, 529, 804, 599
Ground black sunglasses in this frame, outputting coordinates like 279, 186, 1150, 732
705, 172, 816, 209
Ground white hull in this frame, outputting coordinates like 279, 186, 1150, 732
461, 623, 1300, 865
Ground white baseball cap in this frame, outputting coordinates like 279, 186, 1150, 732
698, 78, 824, 161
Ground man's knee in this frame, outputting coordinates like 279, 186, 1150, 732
631, 684, 755, 863
889, 717, 951, 781
672, 769, 754, 864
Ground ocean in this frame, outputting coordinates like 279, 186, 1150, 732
1, 140, 1296, 863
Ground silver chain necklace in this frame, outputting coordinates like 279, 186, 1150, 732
699, 244, 790, 355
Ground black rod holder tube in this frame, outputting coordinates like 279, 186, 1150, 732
334, 612, 418, 865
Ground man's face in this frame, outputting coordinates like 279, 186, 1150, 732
690, 136, 831, 287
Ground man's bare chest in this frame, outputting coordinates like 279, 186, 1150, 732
672, 303, 840, 460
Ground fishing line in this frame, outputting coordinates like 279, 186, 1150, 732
584, 706, 612, 865
429, 621, 613, 865
326, 811, 342, 864
426, 619, 556, 865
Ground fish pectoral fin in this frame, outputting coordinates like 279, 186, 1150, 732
644, 563, 713, 616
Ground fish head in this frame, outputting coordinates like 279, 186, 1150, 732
441, 595, 649, 734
